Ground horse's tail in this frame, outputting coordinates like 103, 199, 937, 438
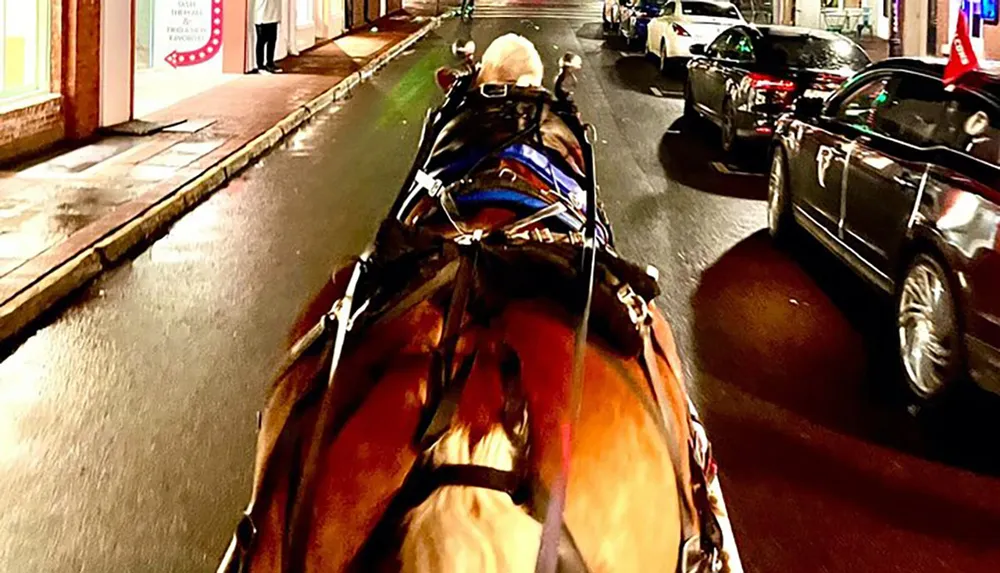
400, 424, 541, 573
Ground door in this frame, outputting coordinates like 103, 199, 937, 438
793, 75, 892, 231
688, 31, 729, 112
694, 29, 738, 117
843, 72, 938, 277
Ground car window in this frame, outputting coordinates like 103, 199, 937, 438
664, 1, 676, 14
759, 35, 869, 72
931, 91, 1000, 164
873, 74, 949, 147
730, 32, 754, 61
706, 30, 733, 57
833, 76, 891, 133
681, 1, 741, 18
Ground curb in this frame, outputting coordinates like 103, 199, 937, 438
0, 15, 443, 346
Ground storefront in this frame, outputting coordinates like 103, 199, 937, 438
128, 0, 248, 118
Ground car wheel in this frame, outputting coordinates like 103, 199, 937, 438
896, 253, 964, 402
767, 148, 793, 242
720, 99, 738, 154
659, 40, 668, 72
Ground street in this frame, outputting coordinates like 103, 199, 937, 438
2, 4, 1000, 572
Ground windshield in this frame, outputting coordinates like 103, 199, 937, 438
681, 1, 741, 18
761, 35, 870, 71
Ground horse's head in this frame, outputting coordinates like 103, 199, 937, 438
416, 34, 603, 244
436, 34, 544, 92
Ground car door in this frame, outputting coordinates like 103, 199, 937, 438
790, 75, 892, 235
689, 31, 731, 114
842, 72, 940, 285
704, 28, 743, 116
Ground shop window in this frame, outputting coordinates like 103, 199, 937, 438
0, 0, 51, 101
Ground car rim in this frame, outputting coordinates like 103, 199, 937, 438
768, 154, 783, 234
898, 262, 954, 397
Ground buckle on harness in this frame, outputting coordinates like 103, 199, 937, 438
480, 83, 509, 98
617, 284, 649, 326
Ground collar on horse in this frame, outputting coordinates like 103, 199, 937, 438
218, 63, 727, 573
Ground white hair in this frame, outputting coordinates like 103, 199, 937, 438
476, 33, 545, 88
400, 424, 541, 573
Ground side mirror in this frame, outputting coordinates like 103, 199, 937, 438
689, 44, 706, 56
793, 96, 825, 120
451, 39, 476, 63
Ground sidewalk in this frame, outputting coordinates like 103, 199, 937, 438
0, 11, 443, 345
858, 36, 890, 62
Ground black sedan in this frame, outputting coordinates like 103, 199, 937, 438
684, 25, 870, 153
769, 58, 1000, 404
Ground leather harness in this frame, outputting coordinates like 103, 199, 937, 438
218, 67, 726, 573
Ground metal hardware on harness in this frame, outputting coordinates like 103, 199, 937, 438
480, 82, 509, 98
531, 227, 555, 243
454, 228, 485, 245
617, 284, 649, 326
498, 167, 518, 183
415, 169, 444, 197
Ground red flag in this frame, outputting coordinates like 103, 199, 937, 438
943, 12, 981, 86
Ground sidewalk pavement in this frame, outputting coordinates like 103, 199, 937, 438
0, 11, 444, 346
858, 36, 890, 62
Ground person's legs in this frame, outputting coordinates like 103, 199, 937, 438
254, 23, 266, 72
264, 23, 278, 69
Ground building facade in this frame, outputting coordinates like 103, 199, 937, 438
1, 0, 400, 163
774, 0, 998, 58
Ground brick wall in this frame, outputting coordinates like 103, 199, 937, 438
0, 95, 64, 163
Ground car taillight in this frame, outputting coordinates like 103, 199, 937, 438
672, 23, 691, 37
748, 72, 796, 92
813, 72, 847, 90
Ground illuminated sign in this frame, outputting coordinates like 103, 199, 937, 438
984, 0, 998, 25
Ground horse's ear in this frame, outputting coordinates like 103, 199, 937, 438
436, 67, 458, 92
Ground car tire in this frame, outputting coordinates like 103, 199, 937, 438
896, 253, 964, 404
767, 148, 794, 243
720, 98, 739, 154
659, 40, 668, 72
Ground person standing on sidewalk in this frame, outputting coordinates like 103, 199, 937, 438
253, 0, 282, 74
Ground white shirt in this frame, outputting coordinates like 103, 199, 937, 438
255, 0, 281, 24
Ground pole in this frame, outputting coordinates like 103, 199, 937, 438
888, 0, 903, 56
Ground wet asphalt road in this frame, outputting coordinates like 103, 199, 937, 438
3, 8, 1000, 573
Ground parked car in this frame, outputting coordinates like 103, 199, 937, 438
646, 0, 745, 69
684, 25, 869, 153
769, 58, 1000, 403
620, 0, 669, 49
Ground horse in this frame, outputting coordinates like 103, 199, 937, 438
218, 33, 742, 573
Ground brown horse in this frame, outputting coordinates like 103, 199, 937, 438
219, 34, 741, 573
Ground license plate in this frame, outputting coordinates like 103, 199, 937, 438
803, 89, 833, 100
